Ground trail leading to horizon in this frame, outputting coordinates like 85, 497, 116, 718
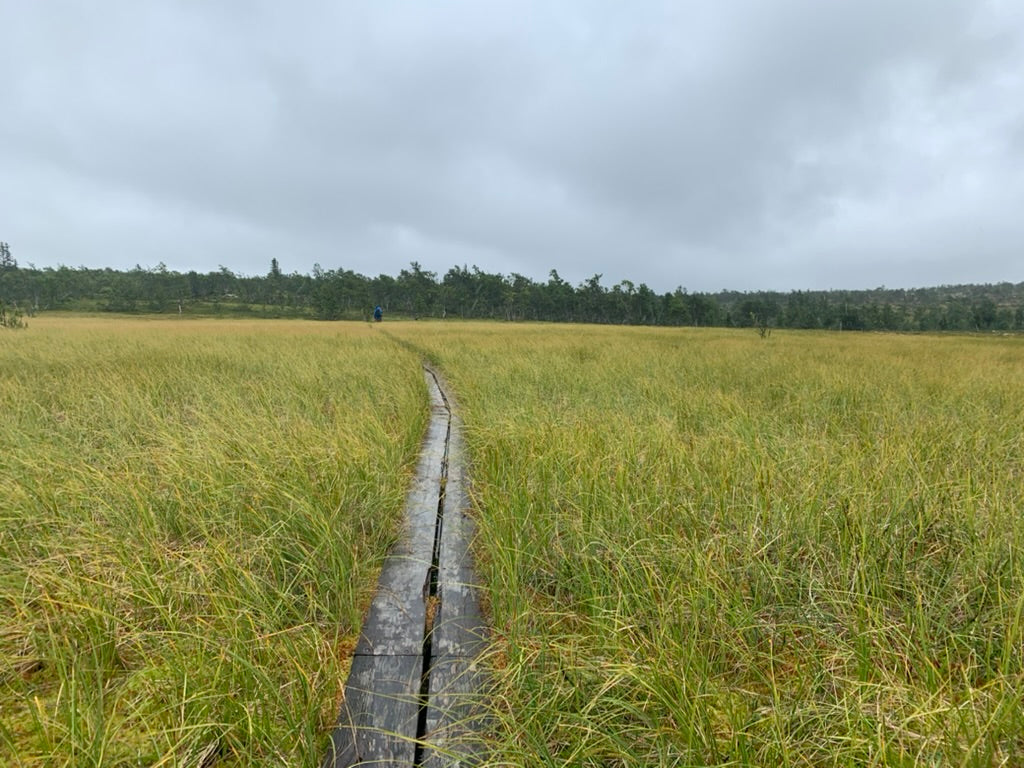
323, 366, 487, 767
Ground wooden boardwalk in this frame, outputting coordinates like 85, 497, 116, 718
322, 368, 487, 767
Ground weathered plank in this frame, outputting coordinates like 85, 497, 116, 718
353, 395, 446, 657
431, 578, 487, 659
421, 655, 488, 768
432, 409, 487, 660
421, 373, 489, 767
353, 553, 430, 657
321, 654, 423, 767
322, 367, 487, 767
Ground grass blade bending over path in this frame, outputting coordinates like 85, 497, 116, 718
0, 317, 426, 767
391, 321, 1024, 767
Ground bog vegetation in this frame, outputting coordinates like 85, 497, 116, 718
3, 316, 1023, 766
0, 317, 426, 766
389, 322, 1024, 766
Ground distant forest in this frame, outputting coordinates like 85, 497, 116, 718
2, 255, 1024, 332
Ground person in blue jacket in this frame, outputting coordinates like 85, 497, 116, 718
373, 305, 383, 322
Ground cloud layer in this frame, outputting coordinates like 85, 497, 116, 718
3, 1, 1022, 291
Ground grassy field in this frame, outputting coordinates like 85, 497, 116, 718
0, 317, 427, 766
4, 317, 1023, 766
388, 322, 1024, 766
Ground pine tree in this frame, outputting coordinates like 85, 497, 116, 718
0, 242, 15, 269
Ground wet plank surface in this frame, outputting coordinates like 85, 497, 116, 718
420, 655, 488, 768
323, 368, 486, 767
323, 654, 422, 767
432, 424, 486, 659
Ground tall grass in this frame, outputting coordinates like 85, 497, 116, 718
391, 322, 1024, 767
0, 317, 426, 766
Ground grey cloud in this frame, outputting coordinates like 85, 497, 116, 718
2, 0, 1022, 291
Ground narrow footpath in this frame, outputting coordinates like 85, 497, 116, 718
322, 367, 487, 768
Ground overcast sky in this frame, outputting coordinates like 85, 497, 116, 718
2, 2, 1022, 292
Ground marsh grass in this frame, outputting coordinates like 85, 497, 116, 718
390, 322, 1024, 767
0, 317, 426, 766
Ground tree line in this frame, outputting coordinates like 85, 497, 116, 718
2, 254, 1023, 332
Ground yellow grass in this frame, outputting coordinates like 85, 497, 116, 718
0, 316, 427, 766
6, 316, 1023, 766
388, 321, 1024, 766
